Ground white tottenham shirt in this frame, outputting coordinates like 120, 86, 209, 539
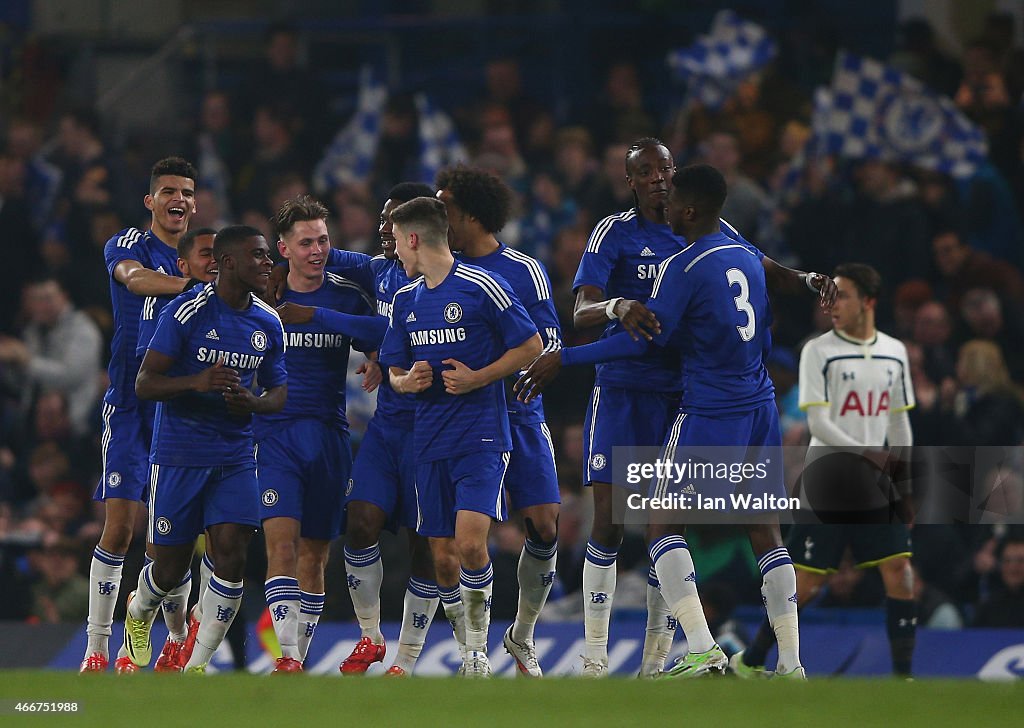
798, 328, 915, 448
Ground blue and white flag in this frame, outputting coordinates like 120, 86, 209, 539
415, 93, 467, 185
313, 66, 388, 193
814, 52, 987, 178
666, 9, 776, 110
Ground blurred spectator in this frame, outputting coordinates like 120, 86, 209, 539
554, 127, 601, 220
700, 129, 770, 241
974, 537, 1024, 628
476, 58, 546, 151
236, 22, 322, 162
892, 279, 933, 340
912, 300, 956, 384
953, 339, 1024, 447
847, 159, 931, 291
370, 95, 420, 201
192, 90, 239, 222
5, 117, 62, 234
767, 347, 805, 443
28, 538, 89, 623
234, 102, 306, 217
583, 60, 654, 151
956, 288, 1024, 380
518, 169, 578, 265
0, 276, 102, 435
931, 228, 1024, 312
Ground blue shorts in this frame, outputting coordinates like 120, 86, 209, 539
415, 451, 509, 538
257, 420, 352, 540
649, 402, 786, 508
347, 418, 417, 533
582, 386, 680, 486
505, 421, 560, 511
94, 401, 153, 502
148, 462, 259, 546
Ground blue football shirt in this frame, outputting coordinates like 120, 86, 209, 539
646, 231, 775, 415
573, 210, 762, 393
255, 272, 375, 437
105, 227, 182, 407
145, 284, 287, 467
458, 243, 560, 425
368, 254, 417, 424
378, 261, 537, 462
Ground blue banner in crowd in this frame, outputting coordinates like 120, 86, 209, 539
47, 621, 1024, 679
814, 51, 988, 178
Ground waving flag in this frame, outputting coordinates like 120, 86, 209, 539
313, 66, 388, 193
415, 93, 467, 185
814, 52, 987, 178
667, 9, 776, 110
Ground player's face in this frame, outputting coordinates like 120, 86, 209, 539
435, 189, 466, 251
393, 222, 419, 278
233, 236, 274, 294
146, 175, 196, 237
278, 218, 330, 282
831, 276, 870, 334
178, 234, 217, 282
666, 186, 695, 238
626, 145, 673, 211
379, 198, 400, 260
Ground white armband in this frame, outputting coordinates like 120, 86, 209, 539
803, 272, 820, 293
605, 297, 623, 320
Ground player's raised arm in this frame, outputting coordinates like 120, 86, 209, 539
761, 257, 838, 311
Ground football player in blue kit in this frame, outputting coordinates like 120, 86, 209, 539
436, 166, 561, 678
379, 197, 542, 677
124, 225, 287, 673
340, 183, 456, 677
82, 157, 204, 674
255, 195, 384, 672
519, 165, 805, 679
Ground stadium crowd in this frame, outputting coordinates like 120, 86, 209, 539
1, 11, 1024, 647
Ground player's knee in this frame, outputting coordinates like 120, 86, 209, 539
98, 521, 134, 554
455, 538, 488, 571
211, 550, 247, 583
524, 514, 558, 545
266, 538, 298, 573
880, 557, 913, 595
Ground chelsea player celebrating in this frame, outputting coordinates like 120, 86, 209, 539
379, 197, 541, 677
125, 225, 287, 673
436, 166, 562, 677
257, 195, 384, 672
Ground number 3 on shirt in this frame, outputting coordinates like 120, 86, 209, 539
726, 268, 755, 342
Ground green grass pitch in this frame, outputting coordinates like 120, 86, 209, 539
1, 671, 1022, 727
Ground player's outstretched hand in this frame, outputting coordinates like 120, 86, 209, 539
441, 358, 482, 395
401, 360, 433, 394
615, 299, 660, 341
812, 274, 838, 312
514, 350, 561, 403
193, 362, 240, 393
275, 301, 315, 325
357, 360, 382, 392
223, 384, 261, 416
262, 265, 289, 305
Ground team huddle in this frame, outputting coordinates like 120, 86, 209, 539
79, 139, 917, 679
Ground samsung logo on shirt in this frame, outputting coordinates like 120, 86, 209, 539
285, 332, 349, 349
197, 348, 265, 369
409, 327, 467, 346
378, 300, 393, 320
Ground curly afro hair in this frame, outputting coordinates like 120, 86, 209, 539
435, 165, 513, 234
